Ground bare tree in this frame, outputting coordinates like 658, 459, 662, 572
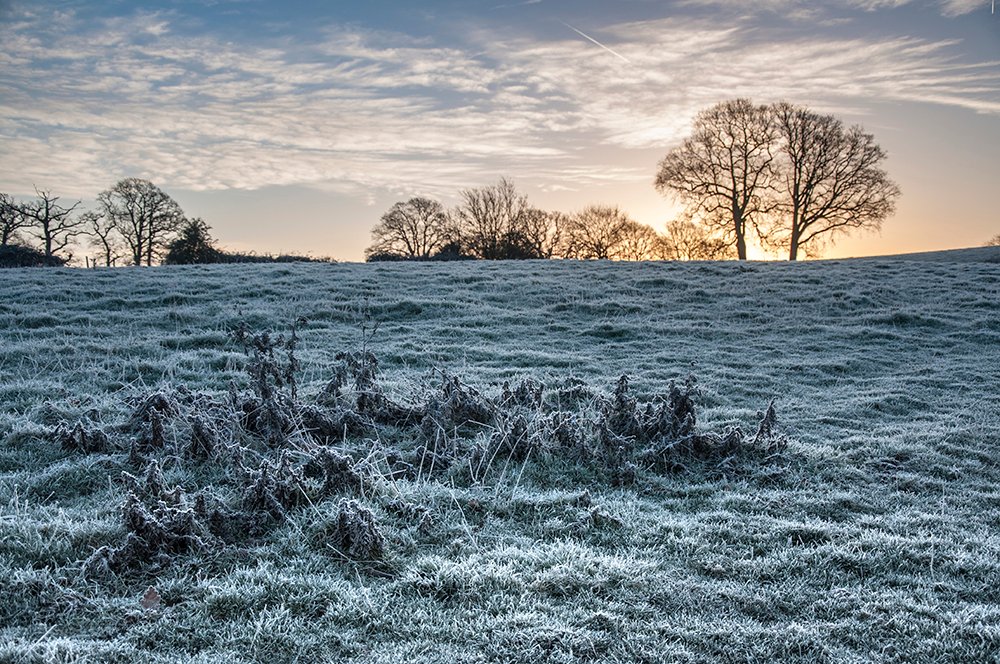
97, 178, 185, 266
21, 187, 84, 260
563, 205, 632, 259
455, 178, 530, 259
770, 102, 900, 260
985, 234, 1000, 247
365, 197, 455, 260
615, 221, 661, 260
82, 210, 123, 267
0, 193, 30, 247
655, 98, 777, 260
659, 218, 735, 260
520, 208, 565, 259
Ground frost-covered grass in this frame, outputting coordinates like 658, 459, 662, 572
1, 249, 999, 663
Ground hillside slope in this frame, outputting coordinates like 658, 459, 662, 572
1, 256, 998, 662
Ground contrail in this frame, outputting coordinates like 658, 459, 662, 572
559, 21, 631, 63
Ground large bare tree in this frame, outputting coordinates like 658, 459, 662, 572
21, 187, 84, 260
366, 197, 454, 260
770, 102, 900, 260
455, 178, 530, 259
97, 178, 185, 266
655, 99, 777, 260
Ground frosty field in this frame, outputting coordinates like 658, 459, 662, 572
1, 249, 999, 663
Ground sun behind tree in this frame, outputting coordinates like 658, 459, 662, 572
655, 99, 900, 261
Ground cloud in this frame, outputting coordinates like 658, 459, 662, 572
938, 0, 986, 15
0, 8, 997, 201
679, 0, 986, 17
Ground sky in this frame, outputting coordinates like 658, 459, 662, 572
1, 0, 998, 261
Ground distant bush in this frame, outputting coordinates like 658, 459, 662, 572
365, 252, 410, 262
0, 244, 66, 268
163, 218, 224, 265
221, 252, 334, 264
164, 219, 334, 265
366, 241, 473, 262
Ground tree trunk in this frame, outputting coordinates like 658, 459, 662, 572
735, 232, 747, 260
789, 227, 800, 261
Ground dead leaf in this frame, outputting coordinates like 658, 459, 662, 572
140, 586, 161, 610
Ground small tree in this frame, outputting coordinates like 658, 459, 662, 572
0, 193, 30, 247
455, 178, 532, 259
983, 234, 1000, 247
770, 102, 899, 260
615, 221, 661, 261
97, 178, 185, 266
365, 197, 454, 260
660, 218, 734, 260
164, 218, 223, 265
563, 205, 632, 259
519, 208, 565, 260
82, 211, 123, 267
21, 187, 84, 260
655, 99, 777, 260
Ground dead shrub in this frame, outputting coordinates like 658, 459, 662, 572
76, 320, 794, 581
438, 375, 494, 428
242, 452, 309, 520
332, 499, 384, 560
304, 447, 365, 496
52, 421, 113, 454
82, 461, 217, 578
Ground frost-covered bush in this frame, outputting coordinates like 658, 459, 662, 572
54, 322, 788, 578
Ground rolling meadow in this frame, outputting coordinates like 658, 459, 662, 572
1, 248, 999, 663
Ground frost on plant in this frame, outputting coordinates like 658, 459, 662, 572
64, 321, 789, 578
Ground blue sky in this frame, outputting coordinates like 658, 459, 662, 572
1, 0, 998, 260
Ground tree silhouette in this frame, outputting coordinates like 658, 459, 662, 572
97, 178, 185, 266
366, 197, 454, 260
21, 187, 84, 260
770, 102, 899, 260
519, 208, 565, 260
562, 205, 633, 259
660, 218, 734, 261
164, 218, 223, 264
615, 221, 661, 261
0, 193, 30, 247
455, 178, 534, 259
655, 99, 776, 260
82, 211, 124, 267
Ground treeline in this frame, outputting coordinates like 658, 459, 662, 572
368, 98, 904, 262
366, 178, 732, 262
0, 178, 329, 268
3, 98, 911, 267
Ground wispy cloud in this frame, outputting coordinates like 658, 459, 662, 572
938, 0, 987, 15
0, 6, 997, 201
492, 0, 543, 10
679, 0, 986, 16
